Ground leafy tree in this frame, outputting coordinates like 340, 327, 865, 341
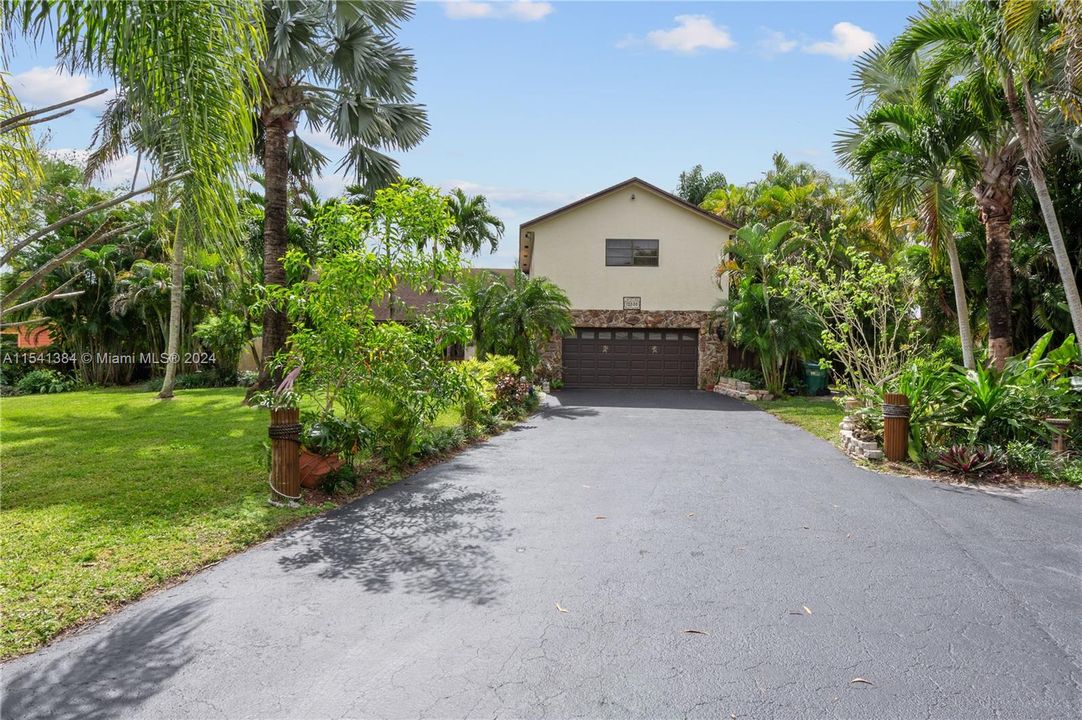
676, 164, 727, 206
492, 271, 573, 374
254, 0, 429, 387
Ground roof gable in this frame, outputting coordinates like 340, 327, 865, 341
519, 177, 737, 231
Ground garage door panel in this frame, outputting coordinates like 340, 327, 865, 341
563, 327, 698, 389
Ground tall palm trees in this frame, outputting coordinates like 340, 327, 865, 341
255, 0, 429, 386
838, 78, 982, 369
891, 0, 1082, 359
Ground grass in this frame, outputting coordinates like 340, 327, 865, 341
0, 387, 328, 660
761, 396, 844, 443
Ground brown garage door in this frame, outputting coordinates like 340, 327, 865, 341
562, 328, 699, 388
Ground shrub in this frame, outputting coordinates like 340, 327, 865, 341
319, 465, 359, 495
237, 370, 259, 387
15, 369, 74, 394
416, 426, 468, 458
1005, 441, 1056, 478
459, 355, 520, 428
932, 445, 1005, 475
493, 374, 531, 416
192, 313, 250, 375
301, 414, 371, 460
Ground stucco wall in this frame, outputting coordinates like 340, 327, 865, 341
524, 184, 732, 312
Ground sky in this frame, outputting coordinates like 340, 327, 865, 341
6, 0, 919, 268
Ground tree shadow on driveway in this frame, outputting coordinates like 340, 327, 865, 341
1, 600, 207, 720
275, 478, 511, 605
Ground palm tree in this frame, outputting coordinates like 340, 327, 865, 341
454, 270, 509, 358
6, 0, 262, 242
715, 220, 820, 395
838, 85, 982, 369
676, 165, 727, 206
254, 0, 429, 387
447, 189, 504, 255
890, 0, 1081, 362
999, 0, 1082, 340
890, 12, 1025, 367
491, 271, 572, 373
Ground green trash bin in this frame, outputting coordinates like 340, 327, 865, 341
803, 360, 828, 396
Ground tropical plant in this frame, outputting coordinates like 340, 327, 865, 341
254, 0, 429, 387
716, 220, 821, 395
933, 444, 1005, 475
446, 189, 504, 255
193, 313, 251, 377
15, 368, 73, 394
889, 0, 1044, 367
838, 74, 982, 369
676, 164, 727, 206
490, 271, 572, 374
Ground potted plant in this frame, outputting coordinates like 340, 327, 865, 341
299, 419, 344, 489
299, 414, 370, 489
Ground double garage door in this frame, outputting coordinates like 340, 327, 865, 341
562, 327, 699, 388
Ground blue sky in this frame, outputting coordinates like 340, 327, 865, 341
7, 1, 918, 267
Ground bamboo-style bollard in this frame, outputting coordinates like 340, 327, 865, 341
882, 392, 910, 462
269, 407, 301, 503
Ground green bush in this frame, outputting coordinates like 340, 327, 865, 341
15, 369, 74, 394
416, 426, 468, 458
932, 445, 1005, 475
193, 313, 250, 374
459, 355, 520, 427
319, 465, 359, 495
1006, 441, 1082, 486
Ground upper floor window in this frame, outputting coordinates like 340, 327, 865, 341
606, 238, 659, 267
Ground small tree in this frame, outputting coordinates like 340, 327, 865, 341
783, 238, 923, 394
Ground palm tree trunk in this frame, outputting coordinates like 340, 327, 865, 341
972, 149, 1017, 369
1004, 78, 1082, 340
158, 233, 185, 399
944, 234, 975, 370
252, 116, 292, 393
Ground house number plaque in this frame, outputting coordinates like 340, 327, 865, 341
623, 296, 641, 310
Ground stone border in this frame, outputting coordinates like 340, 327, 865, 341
839, 405, 883, 461
713, 376, 773, 402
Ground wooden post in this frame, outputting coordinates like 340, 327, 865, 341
882, 392, 910, 462
1047, 418, 1070, 456
269, 407, 301, 503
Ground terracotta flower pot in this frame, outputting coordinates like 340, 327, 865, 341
299, 448, 344, 489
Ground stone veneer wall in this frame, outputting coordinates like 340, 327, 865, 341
539, 309, 727, 389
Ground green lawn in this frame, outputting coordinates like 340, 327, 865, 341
760, 396, 844, 443
0, 387, 326, 659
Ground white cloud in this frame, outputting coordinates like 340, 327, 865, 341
759, 29, 797, 56
10, 66, 113, 110
442, 1, 553, 22
803, 22, 877, 60
642, 15, 735, 54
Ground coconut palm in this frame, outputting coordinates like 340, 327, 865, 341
6, 0, 262, 241
447, 189, 504, 255
838, 86, 982, 369
254, 0, 429, 387
890, 0, 1081, 359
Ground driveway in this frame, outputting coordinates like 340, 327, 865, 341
3, 390, 1080, 719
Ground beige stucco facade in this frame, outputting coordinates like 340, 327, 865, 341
521, 179, 737, 388
520, 179, 735, 311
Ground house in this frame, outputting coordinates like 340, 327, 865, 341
519, 177, 737, 389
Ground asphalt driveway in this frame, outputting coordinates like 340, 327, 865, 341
3, 390, 1080, 719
